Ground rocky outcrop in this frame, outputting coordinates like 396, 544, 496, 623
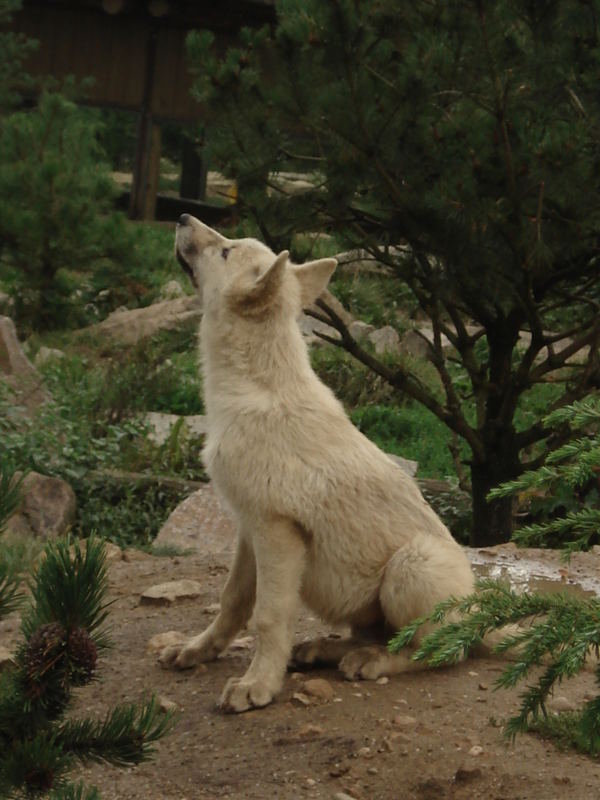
79, 295, 201, 346
0, 316, 49, 411
5, 471, 76, 540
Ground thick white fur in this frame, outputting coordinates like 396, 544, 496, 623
160, 216, 476, 712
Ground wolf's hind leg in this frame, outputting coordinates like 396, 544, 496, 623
341, 539, 475, 680
159, 532, 256, 670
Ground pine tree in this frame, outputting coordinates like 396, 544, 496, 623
186, 0, 600, 545
389, 397, 600, 752
0, 522, 173, 799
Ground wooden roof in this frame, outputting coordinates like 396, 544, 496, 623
13, 0, 275, 120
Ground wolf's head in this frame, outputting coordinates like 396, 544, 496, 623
175, 214, 337, 320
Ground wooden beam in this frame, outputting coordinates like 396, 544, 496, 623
129, 22, 160, 219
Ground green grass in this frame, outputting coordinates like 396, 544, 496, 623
351, 404, 461, 479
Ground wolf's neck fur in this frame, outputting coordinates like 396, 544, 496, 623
201, 311, 335, 421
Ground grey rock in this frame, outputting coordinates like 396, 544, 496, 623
144, 412, 208, 446
0, 316, 50, 411
34, 346, 65, 367
159, 279, 186, 300
5, 471, 76, 540
348, 320, 375, 341
79, 295, 201, 345
154, 484, 236, 557
386, 454, 418, 477
368, 325, 400, 355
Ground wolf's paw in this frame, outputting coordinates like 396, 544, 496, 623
218, 676, 275, 713
158, 637, 220, 670
291, 635, 350, 668
339, 646, 392, 681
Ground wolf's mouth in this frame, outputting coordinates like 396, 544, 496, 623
176, 248, 197, 287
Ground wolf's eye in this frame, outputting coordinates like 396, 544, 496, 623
221, 247, 231, 260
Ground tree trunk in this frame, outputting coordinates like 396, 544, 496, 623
469, 456, 517, 547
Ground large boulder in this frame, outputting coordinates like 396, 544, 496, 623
154, 483, 235, 556
5, 471, 76, 540
0, 316, 50, 412
79, 295, 201, 346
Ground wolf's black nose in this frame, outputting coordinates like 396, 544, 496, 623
178, 213, 191, 226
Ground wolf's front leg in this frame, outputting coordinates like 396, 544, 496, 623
159, 532, 256, 670
219, 518, 305, 713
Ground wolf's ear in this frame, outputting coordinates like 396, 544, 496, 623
228, 250, 289, 316
293, 258, 337, 307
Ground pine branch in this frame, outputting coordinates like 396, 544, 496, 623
390, 580, 600, 749
22, 537, 111, 649
56, 697, 176, 768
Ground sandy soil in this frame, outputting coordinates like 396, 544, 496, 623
36, 545, 596, 800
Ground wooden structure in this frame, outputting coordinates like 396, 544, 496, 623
12, 0, 274, 219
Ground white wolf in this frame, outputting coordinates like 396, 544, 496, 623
159, 214, 476, 712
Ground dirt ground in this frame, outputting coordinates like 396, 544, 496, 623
9, 540, 587, 800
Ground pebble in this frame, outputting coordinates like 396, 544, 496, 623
550, 696, 576, 713
158, 695, 178, 713
478, 682, 489, 691
291, 692, 312, 707
305, 778, 317, 787
376, 676, 389, 685
468, 745, 484, 756
392, 714, 417, 727
146, 630, 187, 653
303, 677, 335, 701
334, 793, 358, 800
140, 580, 202, 605
296, 723, 325, 738
356, 746, 372, 758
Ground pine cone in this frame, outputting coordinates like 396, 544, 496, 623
67, 626, 98, 685
23, 622, 67, 695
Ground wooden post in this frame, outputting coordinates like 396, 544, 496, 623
180, 135, 207, 201
129, 23, 161, 220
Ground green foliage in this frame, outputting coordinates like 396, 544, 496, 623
489, 396, 600, 553
0, 341, 206, 549
0, 537, 174, 799
390, 579, 600, 752
0, 89, 117, 329
351, 404, 459, 478
0, 0, 37, 113
188, 0, 600, 545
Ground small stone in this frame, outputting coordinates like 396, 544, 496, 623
305, 778, 317, 787
203, 603, 221, 614
230, 636, 254, 650
468, 670, 479, 677
121, 548, 152, 562
478, 682, 488, 691
550, 696, 576, 713
296, 723, 324, 738
34, 346, 65, 367
376, 676, 389, 685
392, 714, 417, 727
302, 677, 335, 701
147, 630, 187, 653
140, 580, 202, 605
356, 746, 373, 759
158, 695, 178, 713
329, 763, 351, 778
468, 745, 484, 756
367, 767, 378, 775
291, 692, 312, 707
333, 790, 356, 799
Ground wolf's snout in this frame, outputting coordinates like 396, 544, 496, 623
178, 213, 191, 226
